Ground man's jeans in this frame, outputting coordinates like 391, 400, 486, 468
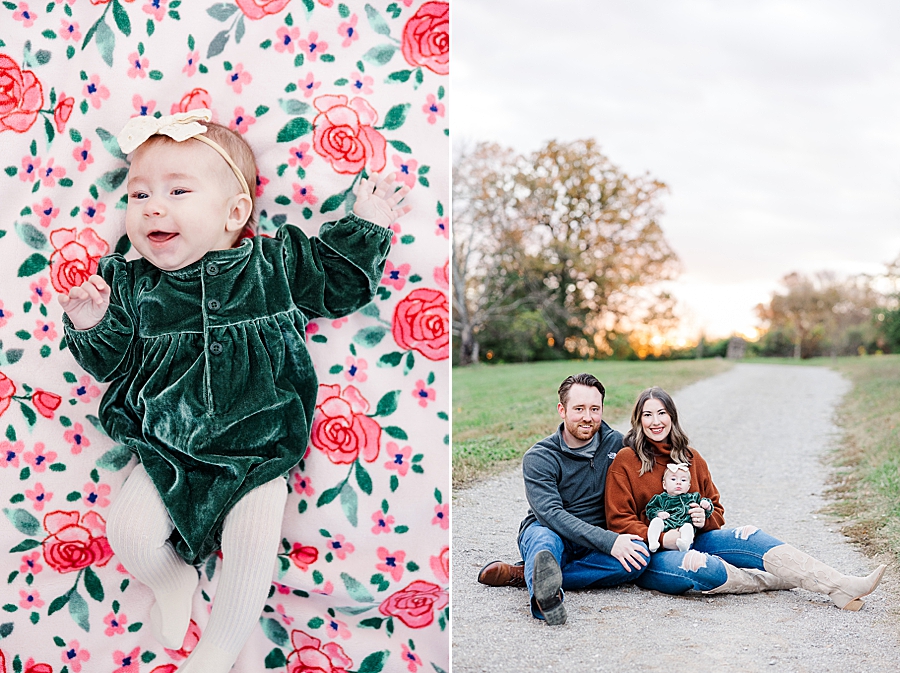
518, 523, 649, 619
637, 526, 785, 594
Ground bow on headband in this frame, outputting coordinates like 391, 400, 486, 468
667, 463, 690, 473
116, 109, 251, 196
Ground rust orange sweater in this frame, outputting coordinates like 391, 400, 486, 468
605, 444, 726, 548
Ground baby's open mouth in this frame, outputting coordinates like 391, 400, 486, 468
148, 231, 177, 243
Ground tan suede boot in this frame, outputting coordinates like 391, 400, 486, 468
762, 544, 886, 610
703, 560, 793, 594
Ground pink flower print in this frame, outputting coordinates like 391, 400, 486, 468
324, 615, 352, 639
327, 534, 354, 560
84, 482, 111, 508
34, 198, 59, 228
0, 440, 23, 468
33, 319, 57, 341
127, 51, 149, 79
143, 0, 167, 22
288, 142, 313, 169
343, 356, 367, 383
376, 547, 405, 582
73, 138, 94, 172
412, 380, 435, 408
40, 158, 66, 187
23, 442, 56, 472
349, 71, 373, 96
392, 155, 418, 189
312, 580, 334, 595
275, 25, 300, 54
371, 510, 394, 535
104, 610, 127, 636
298, 31, 328, 61
230, 106, 255, 134
60, 18, 81, 41
384, 442, 412, 477
299, 71, 321, 98
389, 222, 401, 245
305, 321, 320, 340
183, 49, 200, 76
72, 376, 100, 402
226, 63, 252, 94
274, 582, 291, 595
65, 423, 91, 455
435, 216, 449, 239
422, 93, 445, 124
19, 589, 44, 610
25, 483, 52, 511
338, 14, 359, 48
275, 603, 294, 625
292, 184, 318, 206
113, 647, 140, 673
401, 643, 423, 672
20, 550, 43, 575
132, 94, 155, 117
20, 155, 40, 182
0, 301, 11, 327
256, 173, 269, 198
81, 198, 106, 225
13, 2, 37, 28
432, 503, 449, 529
382, 260, 410, 291
292, 472, 314, 497
84, 74, 110, 109
331, 316, 348, 329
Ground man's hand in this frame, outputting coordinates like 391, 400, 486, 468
58, 275, 110, 330
688, 503, 706, 528
352, 172, 411, 228
610, 534, 649, 572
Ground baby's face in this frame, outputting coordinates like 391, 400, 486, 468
125, 139, 244, 271
663, 469, 691, 496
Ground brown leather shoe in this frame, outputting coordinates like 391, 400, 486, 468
477, 560, 526, 587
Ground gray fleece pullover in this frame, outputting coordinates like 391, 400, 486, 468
517, 421, 623, 555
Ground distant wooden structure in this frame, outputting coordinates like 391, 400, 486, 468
726, 337, 746, 359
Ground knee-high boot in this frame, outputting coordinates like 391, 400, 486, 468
703, 560, 793, 595
762, 544, 886, 611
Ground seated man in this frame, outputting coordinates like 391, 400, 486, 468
478, 373, 650, 625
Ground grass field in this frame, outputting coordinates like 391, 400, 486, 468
452, 358, 733, 487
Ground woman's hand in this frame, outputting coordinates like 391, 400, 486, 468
352, 172, 411, 227
688, 503, 706, 528
58, 275, 110, 330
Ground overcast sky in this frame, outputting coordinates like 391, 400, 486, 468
452, 0, 900, 339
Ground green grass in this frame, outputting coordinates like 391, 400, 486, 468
452, 358, 734, 488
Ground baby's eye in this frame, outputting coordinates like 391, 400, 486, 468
172, 188, 188, 196
130, 191, 148, 200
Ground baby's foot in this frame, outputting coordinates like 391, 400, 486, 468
149, 562, 199, 649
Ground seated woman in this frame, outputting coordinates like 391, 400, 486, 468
605, 386, 885, 610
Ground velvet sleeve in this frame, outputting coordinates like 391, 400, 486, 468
280, 214, 392, 319
605, 450, 653, 544
522, 450, 619, 555
690, 453, 726, 532
645, 493, 666, 521
62, 255, 136, 383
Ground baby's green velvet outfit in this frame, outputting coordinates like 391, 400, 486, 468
64, 214, 391, 563
644, 492, 714, 531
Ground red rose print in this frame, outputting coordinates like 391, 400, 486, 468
430, 545, 449, 584
392, 288, 449, 361
0, 372, 15, 418
48, 227, 109, 293
401, 2, 449, 75
288, 543, 319, 571
41, 510, 114, 573
53, 94, 74, 133
378, 580, 448, 629
24, 663, 53, 673
0, 54, 44, 133
312, 95, 386, 175
32, 390, 61, 419
164, 619, 200, 660
149, 667, 178, 673
310, 384, 381, 464
286, 630, 352, 673
235, 0, 290, 20
171, 87, 212, 114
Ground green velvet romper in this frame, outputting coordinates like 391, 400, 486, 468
644, 492, 714, 531
64, 214, 391, 563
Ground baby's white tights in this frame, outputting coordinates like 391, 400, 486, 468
107, 464, 288, 672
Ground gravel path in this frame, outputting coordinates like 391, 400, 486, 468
451, 363, 900, 673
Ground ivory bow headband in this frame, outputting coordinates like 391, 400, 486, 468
116, 109, 251, 197
667, 463, 690, 473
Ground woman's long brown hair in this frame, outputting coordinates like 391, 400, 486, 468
622, 387, 693, 475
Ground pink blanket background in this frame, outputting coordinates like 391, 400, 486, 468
0, 1, 449, 671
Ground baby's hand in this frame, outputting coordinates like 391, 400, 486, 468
353, 172, 411, 228
58, 275, 110, 330
657, 512, 670, 520
700, 500, 712, 511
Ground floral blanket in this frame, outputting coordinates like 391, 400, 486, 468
0, 1, 449, 672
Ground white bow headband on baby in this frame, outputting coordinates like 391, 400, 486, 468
116, 109, 251, 197
667, 463, 690, 473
